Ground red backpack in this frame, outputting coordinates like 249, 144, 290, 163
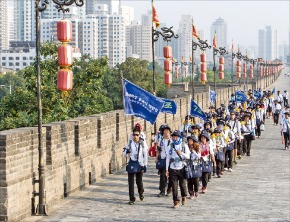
148, 145, 157, 157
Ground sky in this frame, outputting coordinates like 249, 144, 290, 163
122, 0, 290, 48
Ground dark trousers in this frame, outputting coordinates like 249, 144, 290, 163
159, 168, 167, 193
169, 168, 187, 202
201, 172, 209, 188
187, 177, 199, 194
243, 134, 252, 155
283, 97, 288, 106
273, 113, 279, 124
263, 113, 266, 122
216, 159, 223, 176
128, 172, 144, 201
237, 139, 243, 155
255, 125, 261, 137
225, 149, 233, 169
283, 132, 290, 148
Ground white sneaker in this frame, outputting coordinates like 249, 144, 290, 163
228, 168, 232, 172
285, 146, 288, 150
224, 168, 228, 171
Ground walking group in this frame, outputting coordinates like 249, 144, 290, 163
122, 88, 290, 208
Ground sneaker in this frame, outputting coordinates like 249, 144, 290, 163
139, 194, 144, 201
202, 187, 206, 194
213, 173, 216, 176
189, 195, 194, 200
158, 192, 165, 197
237, 155, 241, 159
233, 160, 237, 164
128, 201, 135, 205
285, 146, 288, 150
195, 192, 199, 197
224, 167, 228, 171
220, 171, 224, 175
182, 197, 186, 205
247, 153, 250, 156
228, 168, 232, 172
166, 190, 172, 196
217, 175, 221, 178
172, 201, 179, 208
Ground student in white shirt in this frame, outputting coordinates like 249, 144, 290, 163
272, 100, 282, 125
241, 112, 255, 156
283, 90, 289, 107
281, 111, 290, 150
123, 128, 148, 205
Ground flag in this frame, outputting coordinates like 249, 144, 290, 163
160, 98, 177, 114
272, 87, 276, 94
213, 32, 217, 48
192, 24, 200, 40
232, 40, 234, 53
210, 90, 217, 103
235, 91, 248, 103
122, 78, 165, 124
152, 2, 160, 29
190, 100, 207, 121
254, 90, 262, 99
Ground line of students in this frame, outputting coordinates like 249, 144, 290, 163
123, 88, 289, 207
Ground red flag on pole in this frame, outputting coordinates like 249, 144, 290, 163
213, 32, 217, 48
192, 24, 200, 40
152, 2, 160, 29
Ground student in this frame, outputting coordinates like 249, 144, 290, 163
123, 128, 148, 205
166, 130, 190, 208
199, 131, 215, 193
156, 125, 172, 197
224, 123, 236, 172
241, 112, 255, 156
186, 135, 201, 199
130, 123, 146, 141
272, 100, 282, 125
213, 128, 226, 178
180, 115, 193, 138
228, 111, 242, 163
283, 90, 289, 107
281, 111, 290, 150
254, 103, 264, 138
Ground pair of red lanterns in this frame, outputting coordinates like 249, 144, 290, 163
163, 46, 173, 86
218, 57, 224, 80
57, 19, 73, 91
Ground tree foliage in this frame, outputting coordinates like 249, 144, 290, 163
0, 43, 168, 130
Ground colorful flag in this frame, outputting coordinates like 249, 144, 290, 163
190, 100, 207, 121
210, 90, 217, 103
192, 24, 200, 40
272, 87, 276, 94
213, 32, 217, 48
122, 78, 164, 124
152, 2, 160, 29
235, 91, 247, 103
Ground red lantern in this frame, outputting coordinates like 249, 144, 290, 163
58, 44, 73, 67
164, 59, 172, 71
260, 69, 263, 77
57, 19, 72, 42
236, 60, 241, 66
237, 72, 241, 79
219, 72, 224, 80
219, 65, 224, 72
243, 72, 247, 78
164, 71, 172, 85
200, 63, 207, 72
200, 72, 207, 83
219, 57, 224, 64
200, 54, 206, 63
243, 67, 247, 74
243, 63, 246, 68
57, 69, 73, 91
250, 64, 253, 70
163, 46, 172, 58
237, 66, 241, 72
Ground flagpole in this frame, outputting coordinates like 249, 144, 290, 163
191, 20, 195, 99
213, 47, 216, 108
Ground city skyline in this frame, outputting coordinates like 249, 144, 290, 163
123, 0, 289, 48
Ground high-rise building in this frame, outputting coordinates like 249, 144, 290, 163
128, 24, 152, 61
141, 10, 151, 26
87, 0, 119, 15
177, 15, 192, 62
14, 0, 33, 41
210, 17, 227, 48
119, 6, 134, 26
258, 26, 278, 60
0, 0, 9, 51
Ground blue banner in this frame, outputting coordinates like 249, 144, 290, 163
254, 90, 262, 99
272, 87, 276, 94
235, 91, 247, 103
210, 90, 217, 103
122, 78, 165, 124
160, 98, 177, 114
190, 100, 207, 121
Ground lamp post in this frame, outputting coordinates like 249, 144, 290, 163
235, 49, 243, 86
34, 0, 84, 216
192, 39, 211, 98
213, 46, 227, 107
0, 84, 12, 94
249, 58, 258, 90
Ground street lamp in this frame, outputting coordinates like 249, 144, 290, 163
0, 84, 12, 94
34, 0, 84, 216
213, 46, 227, 107
249, 58, 258, 90
192, 39, 211, 98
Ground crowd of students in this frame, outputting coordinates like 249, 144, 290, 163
123, 88, 290, 207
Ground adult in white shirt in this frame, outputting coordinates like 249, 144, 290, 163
283, 90, 289, 107
123, 128, 148, 205
166, 130, 190, 208
276, 91, 284, 103
155, 125, 172, 197
272, 100, 282, 125
281, 111, 290, 149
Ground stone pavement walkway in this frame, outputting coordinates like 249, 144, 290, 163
23, 71, 290, 222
